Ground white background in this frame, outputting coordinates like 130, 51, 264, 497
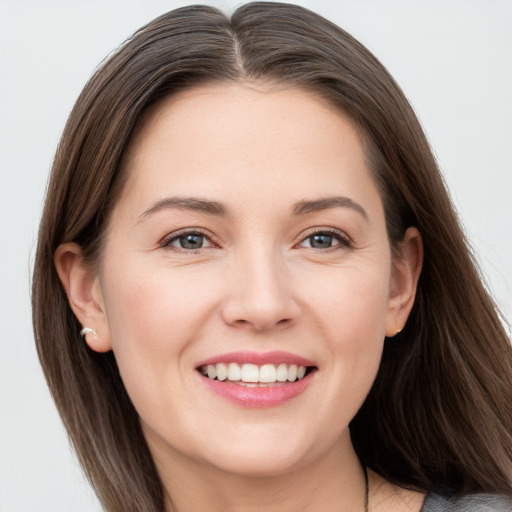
1, 1, 511, 510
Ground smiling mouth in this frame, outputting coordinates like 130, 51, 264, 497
197, 363, 315, 386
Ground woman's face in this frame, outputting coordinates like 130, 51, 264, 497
91, 84, 416, 476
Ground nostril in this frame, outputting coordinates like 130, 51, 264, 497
229, 316, 293, 332
220, 282, 300, 331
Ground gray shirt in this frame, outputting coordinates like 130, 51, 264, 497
421, 492, 512, 511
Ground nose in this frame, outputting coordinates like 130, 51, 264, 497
220, 249, 300, 332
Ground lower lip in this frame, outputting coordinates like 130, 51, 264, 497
198, 372, 315, 408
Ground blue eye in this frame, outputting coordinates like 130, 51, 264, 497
163, 232, 213, 250
177, 234, 205, 249
300, 230, 349, 249
308, 233, 336, 249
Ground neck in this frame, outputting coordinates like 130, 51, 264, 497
148, 430, 368, 512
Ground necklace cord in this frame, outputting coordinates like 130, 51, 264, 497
363, 465, 369, 512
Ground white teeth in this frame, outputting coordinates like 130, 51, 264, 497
207, 365, 216, 380
241, 364, 259, 383
216, 363, 228, 381
259, 364, 277, 383
276, 363, 288, 382
287, 364, 298, 382
227, 362, 241, 381
200, 362, 310, 383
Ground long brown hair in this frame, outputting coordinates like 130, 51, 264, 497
32, 3, 512, 511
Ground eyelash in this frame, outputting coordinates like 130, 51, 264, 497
297, 228, 352, 250
160, 229, 217, 252
160, 228, 352, 252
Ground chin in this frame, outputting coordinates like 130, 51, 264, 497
192, 423, 345, 478
202, 445, 314, 478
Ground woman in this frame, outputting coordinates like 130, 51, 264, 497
32, 3, 512, 511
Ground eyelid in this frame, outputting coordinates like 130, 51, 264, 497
296, 227, 353, 249
159, 227, 219, 250
158, 226, 352, 251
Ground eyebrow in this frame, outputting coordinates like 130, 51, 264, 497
137, 194, 367, 223
137, 196, 228, 223
292, 196, 368, 220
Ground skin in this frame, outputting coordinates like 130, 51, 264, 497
56, 84, 424, 511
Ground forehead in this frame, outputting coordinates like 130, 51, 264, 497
117, 83, 380, 215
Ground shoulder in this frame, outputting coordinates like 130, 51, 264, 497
421, 491, 512, 511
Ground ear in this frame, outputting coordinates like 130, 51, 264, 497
385, 227, 423, 337
54, 242, 112, 352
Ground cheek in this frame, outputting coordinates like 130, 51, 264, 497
103, 259, 217, 346
99, 262, 220, 407
300, 261, 391, 397
303, 261, 391, 342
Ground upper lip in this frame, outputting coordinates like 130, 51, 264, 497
196, 351, 316, 368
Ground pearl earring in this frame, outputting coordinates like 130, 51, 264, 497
80, 327, 97, 338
